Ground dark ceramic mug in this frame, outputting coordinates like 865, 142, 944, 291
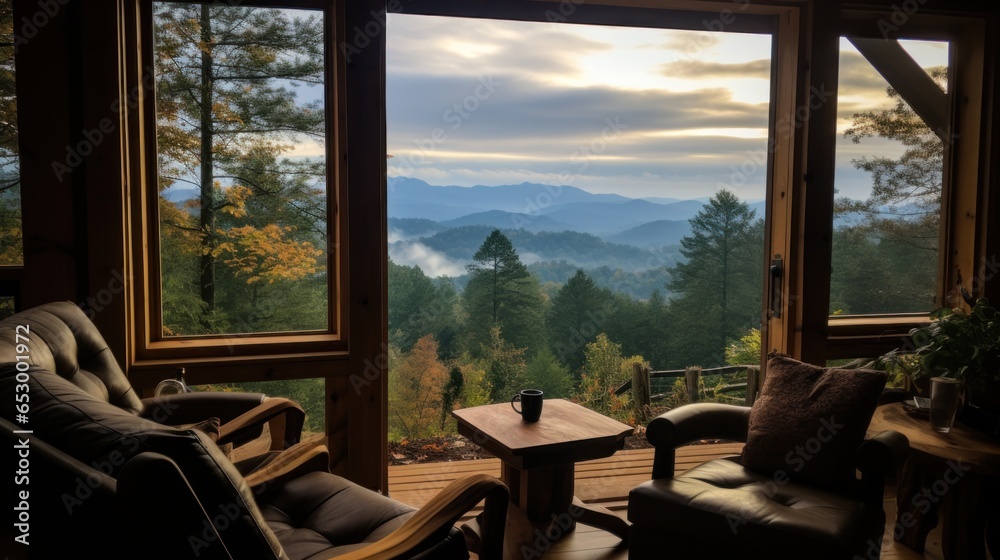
511, 389, 543, 422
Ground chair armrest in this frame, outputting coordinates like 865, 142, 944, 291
140, 392, 266, 425
217, 397, 305, 449
332, 474, 509, 560
646, 403, 751, 479
856, 430, 909, 504
244, 441, 330, 489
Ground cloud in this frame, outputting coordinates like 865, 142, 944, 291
389, 241, 467, 277
661, 58, 770, 79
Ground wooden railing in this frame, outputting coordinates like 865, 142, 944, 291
616, 364, 761, 422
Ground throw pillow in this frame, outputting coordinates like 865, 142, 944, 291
740, 354, 887, 490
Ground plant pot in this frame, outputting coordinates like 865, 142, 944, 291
959, 377, 1000, 440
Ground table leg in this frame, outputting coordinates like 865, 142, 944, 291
894, 459, 939, 552
940, 471, 989, 560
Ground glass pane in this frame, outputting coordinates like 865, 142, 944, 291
831, 38, 948, 315
152, 3, 328, 336
386, 15, 770, 444
0, 2, 21, 266
192, 378, 325, 437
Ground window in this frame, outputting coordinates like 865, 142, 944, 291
825, 14, 989, 359
0, 1, 21, 267
831, 37, 949, 316
384, 8, 787, 446
135, 0, 343, 358
152, 2, 329, 337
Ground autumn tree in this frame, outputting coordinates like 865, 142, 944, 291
577, 333, 640, 420
0, 2, 20, 266
667, 191, 763, 367
153, 4, 327, 333
388, 335, 449, 440
462, 230, 544, 354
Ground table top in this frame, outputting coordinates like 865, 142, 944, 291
869, 403, 1000, 475
451, 399, 634, 470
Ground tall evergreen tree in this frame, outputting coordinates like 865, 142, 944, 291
667, 190, 763, 367
388, 259, 458, 356
548, 269, 611, 374
154, 4, 327, 333
462, 229, 544, 354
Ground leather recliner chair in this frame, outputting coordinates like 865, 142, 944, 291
0, 301, 306, 466
1, 363, 508, 559
627, 403, 908, 560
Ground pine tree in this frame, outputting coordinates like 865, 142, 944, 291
548, 269, 611, 374
462, 230, 544, 354
667, 190, 763, 367
153, 4, 327, 333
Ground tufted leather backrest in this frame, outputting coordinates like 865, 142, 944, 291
0, 364, 287, 559
0, 301, 143, 414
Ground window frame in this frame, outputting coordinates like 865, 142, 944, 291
128, 0, 349, 370
825, 12, 988, 360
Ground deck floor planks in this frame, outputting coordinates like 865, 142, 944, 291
388, 443, 945, 559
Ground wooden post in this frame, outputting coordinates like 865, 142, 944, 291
685, 366, 701, 403
632, 363, 651, 421
746, 366, 761, 406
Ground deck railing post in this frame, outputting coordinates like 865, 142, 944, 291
632, 363, 651, 421
746, 365, 761, 406
684, 366, 701, 403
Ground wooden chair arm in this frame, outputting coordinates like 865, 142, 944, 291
218, 397, 305, 450
332, 474, 509, 560
243, 440, 330, 489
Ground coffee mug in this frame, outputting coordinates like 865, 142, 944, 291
511, 389, 544, 422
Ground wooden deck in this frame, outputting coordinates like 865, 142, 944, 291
388, 444, 945, 559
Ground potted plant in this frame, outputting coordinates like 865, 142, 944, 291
884, 297, 1000, 435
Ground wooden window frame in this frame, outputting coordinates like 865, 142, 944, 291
125, 0, 351, 387
825, 12, 989, 360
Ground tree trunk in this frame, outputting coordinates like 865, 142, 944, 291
198, 4, 216, 316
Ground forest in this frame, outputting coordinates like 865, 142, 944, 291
0, 5, 943, 439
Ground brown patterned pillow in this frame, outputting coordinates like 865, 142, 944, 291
740, 355, 887, 490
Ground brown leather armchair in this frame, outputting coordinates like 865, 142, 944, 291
628, 403, 908, 560
1, 364, 508, 559
0, 301, 305, 463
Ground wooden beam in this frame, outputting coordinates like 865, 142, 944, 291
848, 37, 950, 141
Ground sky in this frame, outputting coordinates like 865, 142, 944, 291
384, 14, 949, 201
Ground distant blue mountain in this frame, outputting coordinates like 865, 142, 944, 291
607, 219, 693, 248
388, 177, 631, 214
388, 218, 449, 240
440, 210, 572, 233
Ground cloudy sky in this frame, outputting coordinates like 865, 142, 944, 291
385, 14, 948, 201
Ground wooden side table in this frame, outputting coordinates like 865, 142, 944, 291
869, 403, 1000, 560
452, 399, 634, 551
